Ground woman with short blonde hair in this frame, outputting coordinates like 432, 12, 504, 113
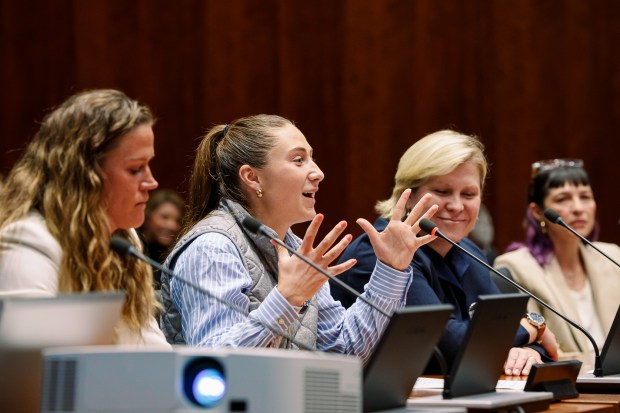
334, 129, 558, 376
375, 129, 488, 219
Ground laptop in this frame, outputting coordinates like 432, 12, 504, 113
0, 291, 125, 348
363, 303, 468, 413
408, 294, 553, 411
0, 292, 125, 413
577, 304, 620, 392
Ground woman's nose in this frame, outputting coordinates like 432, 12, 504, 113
140, 169, 158, 191
445, 196, 464, 211
572, 197, 585, 213
310, 163, 325, 183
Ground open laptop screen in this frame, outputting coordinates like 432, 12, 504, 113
0, 291, 124, 348
0, 292, 125, 413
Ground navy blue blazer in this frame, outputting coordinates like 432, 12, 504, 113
331, 217, 545, 370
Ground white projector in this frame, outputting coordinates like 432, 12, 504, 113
40, 346, 362, 413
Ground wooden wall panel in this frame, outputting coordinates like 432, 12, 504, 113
1, 0, 618, 253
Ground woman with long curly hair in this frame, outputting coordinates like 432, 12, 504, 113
0, 89, 167, 345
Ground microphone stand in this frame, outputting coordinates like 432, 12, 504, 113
242, 216, 392, 318
419, 219, 604, 377
544, 208, 620, 269
109, 237, 315, 351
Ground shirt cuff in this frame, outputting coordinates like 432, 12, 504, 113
252, 287, 299, 336
366, 259, 412, 300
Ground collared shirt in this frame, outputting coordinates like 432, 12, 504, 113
169, 230, 411, 363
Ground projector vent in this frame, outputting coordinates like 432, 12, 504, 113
304, 369, 359, 413
41, 359, 77, 412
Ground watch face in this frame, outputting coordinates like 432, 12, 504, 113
529, 313, 545, 325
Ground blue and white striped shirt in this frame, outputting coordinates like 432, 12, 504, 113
170, 230, 412, 363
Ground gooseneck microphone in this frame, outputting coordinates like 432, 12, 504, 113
242, 215, 450, 379
544, 208, 620, 269
242, 216, 391, 318
109, 237, 315, 351
419, 218, 604, 377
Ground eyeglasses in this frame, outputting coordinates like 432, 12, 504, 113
530, 158, 584, 179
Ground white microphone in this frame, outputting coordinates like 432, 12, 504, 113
109, 237, 315, 351
544, 208, 620, 269
419, 218, 604, 377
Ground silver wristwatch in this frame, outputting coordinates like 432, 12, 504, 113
524, 312, 546, 343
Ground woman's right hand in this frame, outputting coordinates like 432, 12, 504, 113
357, 190, 438, 271
275, 214, 357, 306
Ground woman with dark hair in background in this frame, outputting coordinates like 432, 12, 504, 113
495, 159, 620, 370
0, 89, 168, 346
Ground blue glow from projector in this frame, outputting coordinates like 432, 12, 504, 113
192, 369, 226, 407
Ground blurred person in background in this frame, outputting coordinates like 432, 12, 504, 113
138, 189, 184, 288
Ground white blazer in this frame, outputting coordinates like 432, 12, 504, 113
0, 211, 169, 347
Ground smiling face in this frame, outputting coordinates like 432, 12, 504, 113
407, 161, 482, 256
536, 183, 596, 242
144, 201, 182, 247
246, 123, 324, 235
100, 124, 158, 233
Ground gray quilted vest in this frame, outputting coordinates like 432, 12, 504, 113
159, 199, 318, 350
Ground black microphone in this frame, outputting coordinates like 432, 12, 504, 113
109, 237, 315, 351
544, 208, 620, 269
242, 216, 391, 318
419, 218, 604, 377
243, 216, 452, 379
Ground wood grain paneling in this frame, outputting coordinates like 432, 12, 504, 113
1, 0, 618, 251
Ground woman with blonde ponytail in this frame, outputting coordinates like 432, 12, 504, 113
0, 89, 168, 346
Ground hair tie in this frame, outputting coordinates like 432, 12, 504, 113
213, 124, 230, 146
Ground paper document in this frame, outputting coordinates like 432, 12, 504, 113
413, 377, 526, 391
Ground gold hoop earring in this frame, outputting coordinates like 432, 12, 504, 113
256, 189, 263, 198
540, 221, 547, 234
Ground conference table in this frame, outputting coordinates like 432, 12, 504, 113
410, 377, 620, 413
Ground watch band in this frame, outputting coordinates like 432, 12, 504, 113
524, 312, 546, 344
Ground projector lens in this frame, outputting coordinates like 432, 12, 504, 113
193, 369, 226, 405
183, 358, 226, 407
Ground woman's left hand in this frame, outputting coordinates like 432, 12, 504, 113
503, 347, 543, 376
357, 189, 438, 271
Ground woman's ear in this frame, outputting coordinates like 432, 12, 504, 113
529, 202, 544, 221
239, 165, 261, 192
